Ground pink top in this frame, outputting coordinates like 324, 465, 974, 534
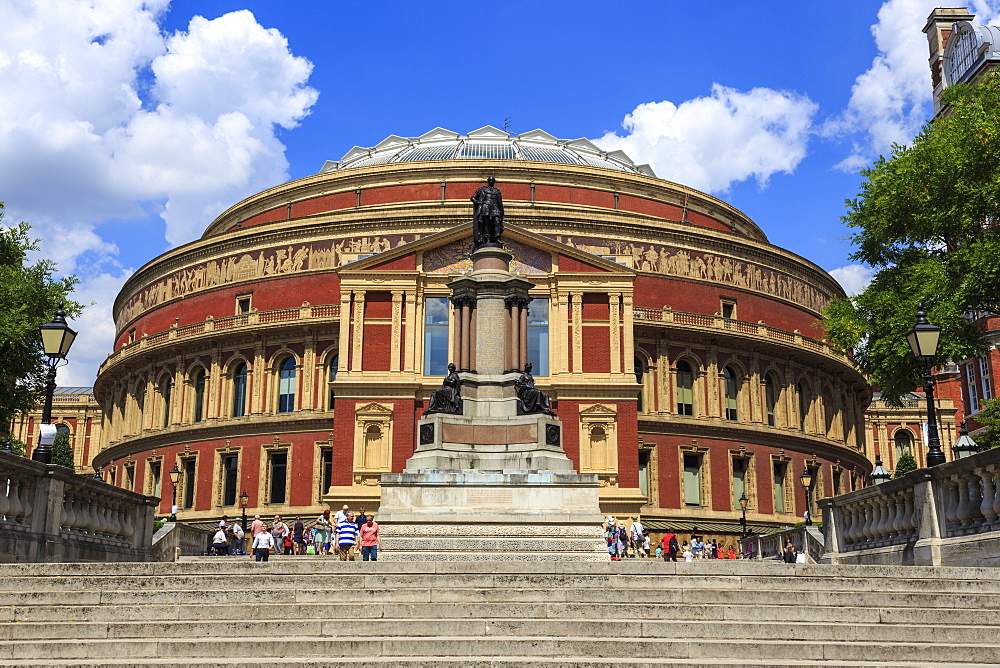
360, 522, 380, 546
251, 519, 265, 536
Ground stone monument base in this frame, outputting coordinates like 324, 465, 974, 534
377, 470, 607, 561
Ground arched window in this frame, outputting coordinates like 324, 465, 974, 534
277, 357, 296, 413
327, 355, 339, 410
192, 368, 206, 423
764, 373, 777, 427
56, 424, 70, 435
634, 356, 645, 413
797, 382, 808, 432
160, 377, 172, 428
232, 363, 247, 418
676, 360, 694, 416
723, 366, 739, 421
895, 430, 912, 461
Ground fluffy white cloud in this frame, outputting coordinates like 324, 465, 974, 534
594, 84, 818, 194
829, 264, 875, 296
58, 271, 134, 387
825, 0, 1000, 171
0, 1, 317, 385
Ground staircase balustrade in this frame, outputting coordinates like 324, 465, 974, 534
0, 451, 157, 563
820, 448, 1000, 566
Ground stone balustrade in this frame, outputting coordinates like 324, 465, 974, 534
632, 306, 850, 364
99, 302, 340, 375
0, 451, 158, 562
740, 525, 825, 563
820, 447, 1000, 567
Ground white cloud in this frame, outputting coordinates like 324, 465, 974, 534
825, 0, 1000, 171
0, 1, 318, 385
594, 84, 818, 194
0, 1, 317, 253
829, 264, 875, 296
59, 271, 134, 387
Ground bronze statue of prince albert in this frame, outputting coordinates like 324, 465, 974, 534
471, 176, 504, 248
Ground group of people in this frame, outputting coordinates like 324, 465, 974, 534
604, 517, 751, 562
657, 533, 742, 561
211, 505, 382, 562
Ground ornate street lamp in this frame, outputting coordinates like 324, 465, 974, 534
168, 463, 181, 522
738, 491, 749, 539
240, 489, 249, 534
904, 304, 945, 467
32, 305, 77, 464
800, 465, 814, 526
870, 455, 892, 485
952, 422, 979, 460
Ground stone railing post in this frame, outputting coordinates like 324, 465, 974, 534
820, 498, 841, 563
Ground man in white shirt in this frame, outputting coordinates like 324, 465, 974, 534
252, 527, 274, 562
334, 505, 349, 524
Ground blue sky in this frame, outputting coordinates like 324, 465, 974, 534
2, 0, 999, 385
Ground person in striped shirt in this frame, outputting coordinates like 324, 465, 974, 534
336, 511, 358, 561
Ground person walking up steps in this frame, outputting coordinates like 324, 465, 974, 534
336, 511, 359, 561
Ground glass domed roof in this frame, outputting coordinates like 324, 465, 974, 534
320, 126, 655, 176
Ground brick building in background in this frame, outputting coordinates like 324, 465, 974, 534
52, 126, 871, 540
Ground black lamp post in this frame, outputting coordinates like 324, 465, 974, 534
904, 304, 945, 467
800, 465, 813, 526
168, 463, 181, 522
739, 491, 749, 539
870, 455, 892, 485
240, 489, 249, 534
33, 305, 77, 464
953, 422, 980, 460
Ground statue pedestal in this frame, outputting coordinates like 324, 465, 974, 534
378, 236, 606, 560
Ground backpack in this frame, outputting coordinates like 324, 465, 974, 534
669, 536, 679, 553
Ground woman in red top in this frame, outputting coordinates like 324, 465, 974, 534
359, 514, 382, 561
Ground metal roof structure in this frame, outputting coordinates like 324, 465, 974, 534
320, 126, 655, 176
54, 386, 94, 395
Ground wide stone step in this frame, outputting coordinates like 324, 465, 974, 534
3, 571, 999, 595
7, 601, 999, 626
0, 660, 988, 668
3, 636, 999, 663
0, 585, 998, 610
1, 618, 996, 644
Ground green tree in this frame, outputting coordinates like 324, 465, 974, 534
0, 203, 81, 434
893, 451, 918, 478
975, 398, 1000, 451
51, 431, 74, 468
825, 72, 1000, 404
0, 434, 27, 456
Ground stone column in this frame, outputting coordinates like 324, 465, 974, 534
338, 291, 352, 372
403, 291, 416, 373
519, 299, 529, 370
451, 297, 464, 369
351, 290, 365, 372
469, 306, 477, 372
609, 292, 621, 374
506, 298, 519, 373
623, 293, 635, 375
390, 291, 403, 373
252, 342, 265, 415
571, 292, 583, 373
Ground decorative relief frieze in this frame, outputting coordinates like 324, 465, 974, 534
554, 235, 832, 313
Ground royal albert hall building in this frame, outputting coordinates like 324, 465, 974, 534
91, 126, 872, 539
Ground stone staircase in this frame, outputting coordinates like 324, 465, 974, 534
0, 558, 998, 666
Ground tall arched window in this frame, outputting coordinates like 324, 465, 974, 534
764, 373, 777, 427
160, 377, 172, 428
192, 368, 206, 423
277, 357, 296, 413
232, 363, 247, 418
634, 356, 645, 413
723, 366, 739, 421
676, 360, 694, 416
797, 382, 808, 432
327, 355, 339, 410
